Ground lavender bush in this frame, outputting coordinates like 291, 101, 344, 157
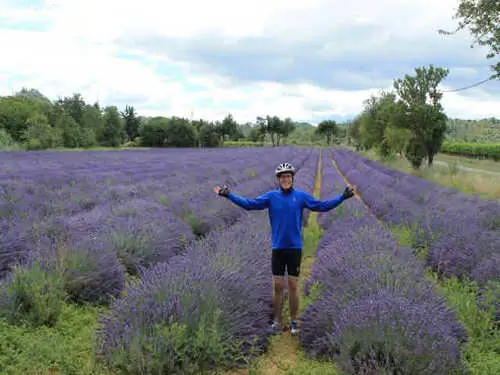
316, 290, 466, 374
317, 148, 348, 230
53, 238, 126, 305
300, 152, 467, 374
95, 213, 273, 374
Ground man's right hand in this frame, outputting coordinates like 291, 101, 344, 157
213, 185, 230, 197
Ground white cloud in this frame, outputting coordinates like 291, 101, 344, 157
0, 0, 499, 124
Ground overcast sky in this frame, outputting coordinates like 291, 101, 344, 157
1, 0, 499, 124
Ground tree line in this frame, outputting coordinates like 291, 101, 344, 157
0, 89, 264, 149
446, 118, 500, 143
0, 68, 497, 170
0, 87, 351, 151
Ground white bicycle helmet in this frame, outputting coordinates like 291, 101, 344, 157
275, 162, 296, 176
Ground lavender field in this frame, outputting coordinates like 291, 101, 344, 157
0, 146, 498, 374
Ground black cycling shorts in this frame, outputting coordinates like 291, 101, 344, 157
272, 249, 302, 277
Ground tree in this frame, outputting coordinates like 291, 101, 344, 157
405, 136, 427, 169
55, 112, 82, 148
230, 125, 245, 141
265, 115, 285, 146
164, 117, 197, 147
219, 113, 238, 142
55, 93, 86, 125
345, 117, 362, 150
247, 126, 262, 142
138, 117, 169, 147
315, 120, 337, 145
383, 126, 412, 158
280, 117, 296, 144
192, 119, 210, 133
393, 65, 449, 108
393, 65, 450, 166
16, 88, 52, 106
0, 95, 49, 141
101, 106, 125, 147
356, 91, 402, 154
439, 0, 500, 79
0, 129, 18, 149
198, 123, 221, 147
256, 116, 268, 142
22, 113, 62, 150
81, 104, 103, 138
122, 105, 140, 141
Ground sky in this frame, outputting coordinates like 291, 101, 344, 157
0, 0, 499, 124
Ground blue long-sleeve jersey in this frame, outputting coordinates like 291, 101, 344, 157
226, 187, 345, 250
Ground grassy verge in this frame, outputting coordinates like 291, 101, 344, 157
0, 302, 110, 375
436, 153, 500, 173
359, 149, 500, 200
389, 224, 500, 375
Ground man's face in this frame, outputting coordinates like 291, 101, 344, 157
278, 172, 293, 190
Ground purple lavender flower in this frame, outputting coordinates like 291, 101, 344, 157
330, 147, 500, 288
95, 213, 274, 373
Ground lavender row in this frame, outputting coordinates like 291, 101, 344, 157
0, 147, 309, 221
331, 148, 500, 286
299, 153, 467, 374
0, 147, 313, 305
95, 211, 274, 374
317, 148, 347, 230
330, 148, 499, 227
0, 146, 309, 242
293, 148, 320, 225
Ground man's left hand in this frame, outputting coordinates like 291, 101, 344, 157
343, 185, 357, 199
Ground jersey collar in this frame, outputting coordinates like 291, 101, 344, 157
280, 186, 294, 195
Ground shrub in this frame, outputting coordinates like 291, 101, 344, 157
0, 260, 66, 327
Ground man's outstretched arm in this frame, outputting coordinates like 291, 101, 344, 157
302, 186, 356, 212
214, 185, 270, 210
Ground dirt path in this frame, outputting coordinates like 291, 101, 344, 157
328, 148, 375, 216
327, 149, 400, 255
221, 148, 324, 375
433, 160, 500, 176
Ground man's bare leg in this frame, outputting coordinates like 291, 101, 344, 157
288, 276, 299, 322
273, 275, 285, 326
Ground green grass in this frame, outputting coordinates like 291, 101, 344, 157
283, 352, 338, 375
387, 224, 500, 375
359, 149, 500, 200
430, 274, 500, 375
0, 302, 110, 375
435, 153, 500, 173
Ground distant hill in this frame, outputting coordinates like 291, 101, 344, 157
293, 121, 314, 129
446, 117, 500, 143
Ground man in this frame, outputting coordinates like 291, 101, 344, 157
213, 161, 356, 335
